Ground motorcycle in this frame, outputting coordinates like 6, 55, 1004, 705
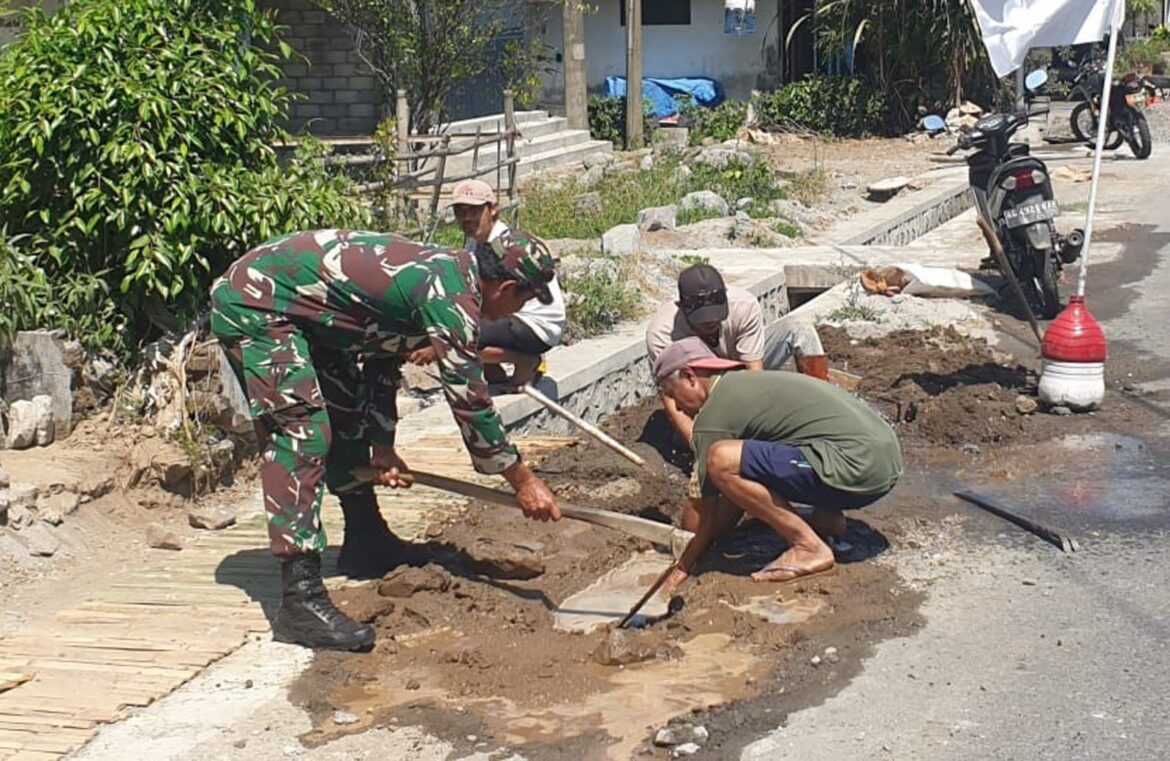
930, 71, 1084, 320
1066, 59, 1153, 159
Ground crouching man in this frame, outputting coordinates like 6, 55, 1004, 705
646, 263, 827, 445
653, 337, 902, 589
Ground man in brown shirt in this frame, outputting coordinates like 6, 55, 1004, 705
645, 264, 827, 444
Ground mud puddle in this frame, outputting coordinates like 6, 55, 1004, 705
291, 399, 921, 758
950, 431, 1170, 535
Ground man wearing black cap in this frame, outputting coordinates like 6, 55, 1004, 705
645, 263, 827, 444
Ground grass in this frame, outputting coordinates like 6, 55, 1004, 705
518, 153, 788, 240
561, 256, 645, 342
784, 169, 831, 207
827, 283, 881, 323
677, 206, 726, 226
519, 155, 690, 239
771, 220, 801, 238
676, 254, 710, 267
1062, 201, 1089, 214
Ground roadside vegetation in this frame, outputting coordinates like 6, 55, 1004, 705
0, 0, 366, 355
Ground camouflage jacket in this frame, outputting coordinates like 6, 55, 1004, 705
211, 230, 518, 475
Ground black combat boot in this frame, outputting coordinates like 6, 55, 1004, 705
272, 554, 375, 652
336, 488, 430, 580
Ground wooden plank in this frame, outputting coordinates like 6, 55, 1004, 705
0, 714, 95, 730
7, 749, 69, 761
0, 701, 120, 723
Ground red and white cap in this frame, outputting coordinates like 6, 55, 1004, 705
652, 336, 746, 383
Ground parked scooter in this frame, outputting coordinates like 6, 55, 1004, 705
929, 71, 1084, 320
1066, 59, 1153, 159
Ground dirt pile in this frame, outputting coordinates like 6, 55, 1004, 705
536, 399, 693, 523
294, 401, 921, 757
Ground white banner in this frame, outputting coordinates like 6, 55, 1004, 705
970, 0, 1125, 76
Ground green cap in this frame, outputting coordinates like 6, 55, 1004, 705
479, 228, 557, 304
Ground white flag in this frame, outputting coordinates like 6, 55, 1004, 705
970, 0, 1125, 76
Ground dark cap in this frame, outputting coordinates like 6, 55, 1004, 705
677, 264, 729, 324
476, 228, 556, 305
652, 336, 746, 383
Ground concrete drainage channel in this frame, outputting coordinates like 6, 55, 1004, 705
397, 171, 975, 441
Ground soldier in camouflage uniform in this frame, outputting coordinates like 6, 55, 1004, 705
210, 230, 561, 651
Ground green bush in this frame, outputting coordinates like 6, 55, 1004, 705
1118, 36, 1170, 74
677, 97, 748, 145
587, 95, 657, 148
753, 76, 888, 137
0, 0, 368, 353
689, 159, 783, 205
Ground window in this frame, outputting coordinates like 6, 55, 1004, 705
619, 0, 691, 26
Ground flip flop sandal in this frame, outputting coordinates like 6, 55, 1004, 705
751, 561, 835, 584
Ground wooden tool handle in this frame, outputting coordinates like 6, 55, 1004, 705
520, 384, 646, 468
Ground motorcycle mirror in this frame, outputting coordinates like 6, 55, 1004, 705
921, 114, 946, 132
1024, 69, 1049, 92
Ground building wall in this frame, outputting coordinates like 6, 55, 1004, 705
261, 0, 380, 136
540, 0, 783, 103
0, 1, 64, 47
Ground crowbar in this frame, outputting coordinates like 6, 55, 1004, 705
954, 487, 1080, 553
354, 466, 693, 559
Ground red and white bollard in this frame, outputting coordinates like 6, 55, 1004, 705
1037, 296, 1106, 411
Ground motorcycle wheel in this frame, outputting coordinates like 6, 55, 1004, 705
1032, 251, 1061, 320
1125, 111, 1152, 159
1071, 102, 1124, 149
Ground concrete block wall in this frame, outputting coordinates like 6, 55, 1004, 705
262, 0, 381, 135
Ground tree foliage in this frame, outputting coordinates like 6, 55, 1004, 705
0, 0, 368, 353
795, 0, 1000, 130
314, 0, 552, 134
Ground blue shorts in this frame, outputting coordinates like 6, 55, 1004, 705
739, 440, 888, 510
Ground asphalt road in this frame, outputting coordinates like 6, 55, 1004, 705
743, 147, 1170, 761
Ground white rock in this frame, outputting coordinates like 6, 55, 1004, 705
332, 710, 359, 725
694, 147, 752, 169
640, 154, 654, 171
32, 395, 54, 446
572, 191, 603, 216
583, 151, 614, 170
679, 190, 730, 217
601, 223, 642, 255
188, 505, 237, 531
6, 400, 38, 449
40, 490, 79, 518
671, 165, 694, 184
673, 743, 701, 757
5, 484, 38, 529
637, 205, 678, 232
692, 725, 709, 742
655, 727, 683, 747
21, 523, 60, 557
810, 654, 823, 667
146, 523, 183, 551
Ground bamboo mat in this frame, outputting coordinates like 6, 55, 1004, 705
0, 436, 575, 759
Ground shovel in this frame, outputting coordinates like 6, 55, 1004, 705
354, 466, 693, 559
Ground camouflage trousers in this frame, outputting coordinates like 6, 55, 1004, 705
216, 320, 393, 558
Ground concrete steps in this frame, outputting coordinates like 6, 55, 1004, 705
304, 112, 613, 186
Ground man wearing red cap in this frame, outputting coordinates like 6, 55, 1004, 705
652, 337, 901, 588
645, 263, 827, 444
416, 179, 566, 389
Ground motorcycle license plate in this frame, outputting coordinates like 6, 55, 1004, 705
1002, 199, 1059, 228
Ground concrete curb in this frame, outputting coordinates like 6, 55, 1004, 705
832, 173, 973, 247
400, 175, 977, 440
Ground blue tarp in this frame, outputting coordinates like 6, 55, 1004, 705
603, 76, 724, 119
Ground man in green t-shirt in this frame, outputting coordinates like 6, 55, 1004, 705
653, 337, 902, 589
